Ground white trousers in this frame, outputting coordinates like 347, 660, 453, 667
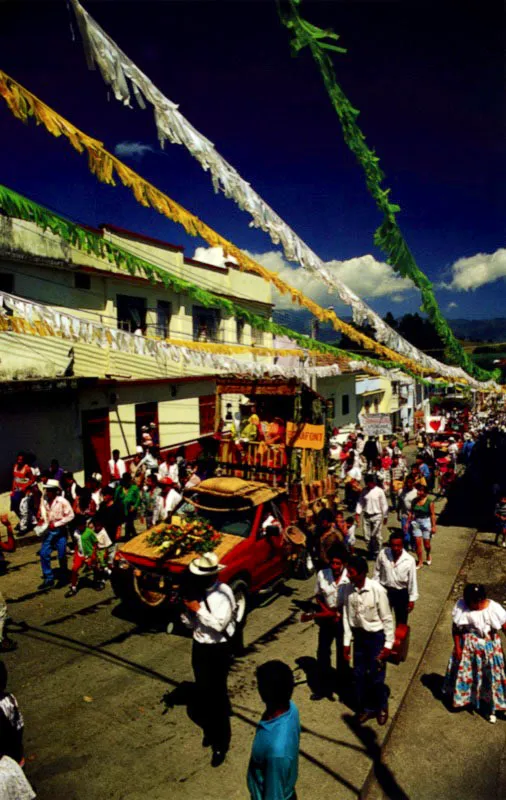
363, 514, 383, 555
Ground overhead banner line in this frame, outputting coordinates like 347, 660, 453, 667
68, 0, 497, 386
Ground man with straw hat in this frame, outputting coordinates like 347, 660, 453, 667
181, 552, 237, 768
38, 478, 74, 590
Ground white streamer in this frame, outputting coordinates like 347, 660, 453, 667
70, 0, 497, 389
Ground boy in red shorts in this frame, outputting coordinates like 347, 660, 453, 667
65, 516, 111, 597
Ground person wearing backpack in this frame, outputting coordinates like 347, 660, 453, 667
181, 552, 237, 768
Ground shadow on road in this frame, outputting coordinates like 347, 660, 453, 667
343, 713, 410, 800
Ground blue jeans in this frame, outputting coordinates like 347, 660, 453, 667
40, 529, 68, 581
353, 628, 389, 714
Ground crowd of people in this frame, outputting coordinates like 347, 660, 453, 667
1, 402, 506, 798
5, 445, 208, 598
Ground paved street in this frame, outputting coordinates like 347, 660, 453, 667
1, 498, 487, 800
365, 529, 506, 800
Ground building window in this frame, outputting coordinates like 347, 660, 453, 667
135, 401, 158, 447
156, 300, 172, 339
326, 397, 335, 418
0, 273, 14, 294
373, 399, 380, 413
193, 306, 220, 343
74, 273, 91, 290
392, 381, 400, 396
117, 294, 147, 334
251, 328, 264, 347
199, 394, 216, 435
237, 318, 245, 344
342, 394, 350, 416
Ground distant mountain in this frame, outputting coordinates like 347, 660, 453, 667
273, 310, 506, 345
447, 318, 506, 342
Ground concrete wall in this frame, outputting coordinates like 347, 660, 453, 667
316, 374, 357, 427
0, 216, 274, 378
0, 378, 216, 499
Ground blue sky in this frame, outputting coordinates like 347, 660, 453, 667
0, 0, 504, 321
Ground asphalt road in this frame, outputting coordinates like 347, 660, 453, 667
1, 497, 481, 800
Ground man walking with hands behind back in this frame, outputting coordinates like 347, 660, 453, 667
181, 552, 236, 768
342, 556, 394, 725
355, 474, 389, 559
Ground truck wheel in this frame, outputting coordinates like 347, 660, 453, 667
229, 579, 249, 626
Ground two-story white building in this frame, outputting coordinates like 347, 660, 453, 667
0, 199, 275, 493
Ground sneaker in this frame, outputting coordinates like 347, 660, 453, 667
502, 542, 506, 549
489, 713, 497, 724
65, 587, 77, 598
426, 558, 432, 566
95, 581, 106, 592
38, 579, 55, 591
416, 563, 424, 570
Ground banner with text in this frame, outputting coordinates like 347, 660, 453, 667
361, 414, 393, 436
286, 422, 325, 450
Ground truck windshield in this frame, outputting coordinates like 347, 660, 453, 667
179, 502, 255, 539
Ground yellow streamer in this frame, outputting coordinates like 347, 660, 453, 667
0, 69, 459, 380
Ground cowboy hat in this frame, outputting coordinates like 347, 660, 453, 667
189, 552, 224, 576
44, 479, 61, 490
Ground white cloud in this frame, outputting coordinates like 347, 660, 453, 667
447, 301, 458, 310
192, 247, 414, 308
114, 141, 156, 159
248, 251, 413, 308
193, 246, 237, 267
443, 249, 506, 291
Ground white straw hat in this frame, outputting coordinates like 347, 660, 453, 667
189, 552, 224, 576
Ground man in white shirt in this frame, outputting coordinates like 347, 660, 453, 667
38, 479, 75, 590
447, 437, 459, 466
181, 552, 237, 768
156, 478, 182, 522
108, 450, 126, 486
373, 531, 418, 625
304, 542, 350, 701
355, 474, 389, 559
342, 555, 394, 725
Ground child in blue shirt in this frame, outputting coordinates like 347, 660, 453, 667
247, 660, 300, 800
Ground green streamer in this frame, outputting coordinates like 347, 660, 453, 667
278, 0, 499, 384
0, 182, 450, 388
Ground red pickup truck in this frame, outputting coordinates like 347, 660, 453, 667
111, 477, 308, 626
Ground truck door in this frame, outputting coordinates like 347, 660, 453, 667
249, 502, 286, 590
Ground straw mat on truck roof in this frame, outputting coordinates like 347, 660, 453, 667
194, 477, 281, 506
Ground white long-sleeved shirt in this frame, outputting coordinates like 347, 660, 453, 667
108, 458, 126, 481
356, 486, 388, 518
44, 496, 75, 529
315, 568, 350, 609
158, 462, 180, 483
181, 581, 236, 644
342, 577, 395, 648
373, 549, 419, 602
159, 488, 182, 521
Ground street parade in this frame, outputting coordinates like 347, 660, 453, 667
0, 2, 504, 799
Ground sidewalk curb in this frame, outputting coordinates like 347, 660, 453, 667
359, 524, 479, 800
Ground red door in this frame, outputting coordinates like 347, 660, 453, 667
81, 409, 111, 484
199, 394, 216, 435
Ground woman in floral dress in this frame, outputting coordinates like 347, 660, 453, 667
443, 583, 506, 723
